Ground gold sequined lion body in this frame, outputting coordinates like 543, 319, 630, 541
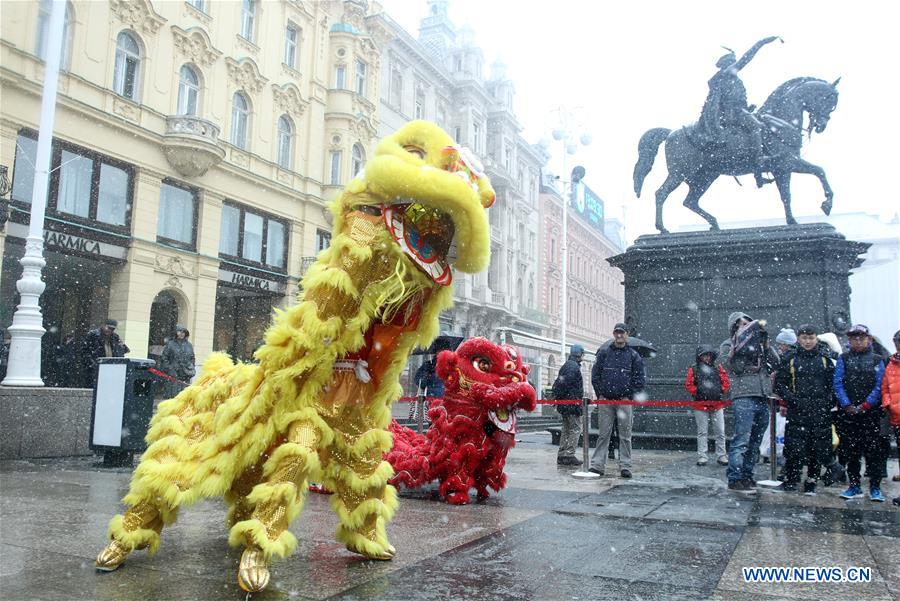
95, 121, 494, 592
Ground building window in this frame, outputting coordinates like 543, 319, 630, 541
242, 212, 263, 262
240, 0, 256, 41
36, 1, 73, 69
96, 164, 128, 226
113, 31, 141, 100
276, 115, 294, 170
454, 127, 461, 143
329, 151, 342, 185
11, 135, 38, 204
505, 147, 512, 171
188, 0, 205, 11
219, 204, 240, 256
157, 180, 197, 250
415, 87, 425, 119
57, 149, 92, 218
230, 92, 250, 149
284, 24, 298, 68
390, 69, 402, 108
177, 65, 200, 116
219, 202, 288, 270
473, 122, 482, 153
316, 229, 331, 252
334, 64, 345, 89
437, 104, 446, 128
12, 131, 132, 229
351, 144, 365, 178
355, 59, 366, 95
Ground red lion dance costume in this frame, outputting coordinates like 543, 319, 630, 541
386, 338, 537, 504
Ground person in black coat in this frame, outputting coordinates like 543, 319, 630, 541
159, 325, 195, 398
82, 319, 130, 387
52, 332, 80, 387
590, 324, 646, 478
552, 345, 585, 466
774, 324, 841, 495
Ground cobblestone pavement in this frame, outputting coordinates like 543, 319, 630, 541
1, 432, 898, 600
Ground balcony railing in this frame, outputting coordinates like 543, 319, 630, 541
299, 256, 317, 277
162, 116, 225, 177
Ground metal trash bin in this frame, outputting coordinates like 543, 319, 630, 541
89, 357, 156, 467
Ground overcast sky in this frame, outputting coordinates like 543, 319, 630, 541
380, 0, 899, 241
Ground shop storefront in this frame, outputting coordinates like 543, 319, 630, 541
213, 266, 287, 362
1, 130, 133, 385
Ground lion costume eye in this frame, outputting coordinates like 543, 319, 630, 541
403, 144, 426, 159
472, 356, 492, 373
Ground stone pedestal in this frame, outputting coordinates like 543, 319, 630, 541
608, 223, 868, 446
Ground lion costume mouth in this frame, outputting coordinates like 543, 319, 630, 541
343, 121, 494, 282
384, 203, 455, 286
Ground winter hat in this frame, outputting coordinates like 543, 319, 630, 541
775, 328, 797, 346
570, 344, 584, 358
695, 344, 718, 361
796, 324, 818, 336
175, 324, 190, 337
727, 311, 751, 329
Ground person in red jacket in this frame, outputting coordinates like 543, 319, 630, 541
685, 345, 731, 466
881, 330, 900, 504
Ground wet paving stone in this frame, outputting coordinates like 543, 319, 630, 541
3, 435, 899, 600
336, 511, 743, 600
749, 504, 900, 538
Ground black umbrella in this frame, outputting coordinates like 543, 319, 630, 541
412, 335, 464, 356
600, 336, 657, 358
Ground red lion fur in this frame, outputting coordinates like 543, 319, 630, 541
386, 337, 536, 504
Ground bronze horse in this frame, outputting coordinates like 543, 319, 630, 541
634, 77, 840, 233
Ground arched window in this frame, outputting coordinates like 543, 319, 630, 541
230, 92, 250, 149
113, 31, 141, 100
178, 65, 200, 116
177, 65, 200, 116
277, 115, 294, 169
351, 143, 365, 177
36, 1, 74, 69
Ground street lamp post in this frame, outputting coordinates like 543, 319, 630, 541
2, 0, 66, 386
543, 109, 591, 364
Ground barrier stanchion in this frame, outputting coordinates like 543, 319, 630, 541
572, 396, 599, 480
757, 397, 781, 488
416, 390, 426, 434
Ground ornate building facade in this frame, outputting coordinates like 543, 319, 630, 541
538, 175, 626, 390
376, 0, 549, 389
0, 0, 388, 379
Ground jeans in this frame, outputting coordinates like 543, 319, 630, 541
727, 397, 770, 483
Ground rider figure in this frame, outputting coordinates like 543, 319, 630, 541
700, 36, 781, 187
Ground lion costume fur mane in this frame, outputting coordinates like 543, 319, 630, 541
103, 121, 494, 568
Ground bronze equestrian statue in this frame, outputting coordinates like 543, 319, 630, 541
634, 37, 840, 233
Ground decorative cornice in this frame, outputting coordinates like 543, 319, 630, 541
155, 253, 195, 277
171, 25, 221, 68
109, 0, 166, 36
225, 57, 268, 94
271, 83, 309, 119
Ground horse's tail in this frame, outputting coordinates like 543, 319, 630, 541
633, 128, 671, 196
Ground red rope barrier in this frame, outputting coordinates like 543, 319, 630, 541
148, 367, 190, 386
394, 396, 730, 411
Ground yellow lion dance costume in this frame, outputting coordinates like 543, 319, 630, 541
95, 121, 494, 592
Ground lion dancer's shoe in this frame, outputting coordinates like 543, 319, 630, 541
96, 500, 165, 571
228, 419, 323, 593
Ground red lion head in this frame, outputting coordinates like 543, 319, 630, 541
435, 337, 537, 420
